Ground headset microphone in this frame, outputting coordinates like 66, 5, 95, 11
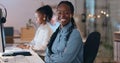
0, 17, 6, 23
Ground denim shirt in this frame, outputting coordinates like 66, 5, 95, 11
45, 22, 84, 63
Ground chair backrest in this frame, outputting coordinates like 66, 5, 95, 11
84, 31, 101, 63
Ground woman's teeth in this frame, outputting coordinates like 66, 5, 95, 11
61, 19, 66, 22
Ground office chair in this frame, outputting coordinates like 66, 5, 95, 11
84, 31, 101, 63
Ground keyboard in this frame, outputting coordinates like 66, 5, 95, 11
2, 46, 32, 56
2, 51, 32, 56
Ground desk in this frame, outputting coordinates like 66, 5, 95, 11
0, 45, 44, 63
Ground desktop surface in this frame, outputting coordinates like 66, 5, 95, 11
0, 44, 45, 63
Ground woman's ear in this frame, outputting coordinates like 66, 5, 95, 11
43, 17, 46, 21
70, 15, 72, 18
43, 14, 46, 21
70, 14, 73, 18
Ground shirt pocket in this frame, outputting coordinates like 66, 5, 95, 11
61, 32, 68, 41
57, 41, 67, 53
58, 35, 68, 52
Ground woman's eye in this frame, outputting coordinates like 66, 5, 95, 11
58, 12, 61, 15
57, 11, 70, 15
64, 12, 69, 14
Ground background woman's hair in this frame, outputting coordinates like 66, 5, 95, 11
36, 5, 53, 21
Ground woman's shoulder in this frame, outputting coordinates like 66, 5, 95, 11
72, 28, 80, 34
70, 28, 82, 37
45, 23, 54, 33
44, 23, 51, 29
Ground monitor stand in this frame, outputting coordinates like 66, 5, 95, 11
0, 23, 5, 53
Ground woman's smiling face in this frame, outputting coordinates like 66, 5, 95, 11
57, 3, 73, 27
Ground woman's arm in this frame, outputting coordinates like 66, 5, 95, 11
49, 29, 83, 63
32, 29, 51, 50
45, 48, 54, 63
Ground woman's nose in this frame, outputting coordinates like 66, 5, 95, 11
60, 14, 65, 18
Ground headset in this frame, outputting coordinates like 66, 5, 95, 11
0, 4, 7, 52
0, 4, 7, 23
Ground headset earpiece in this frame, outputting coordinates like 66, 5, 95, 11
0, 17, 6, 23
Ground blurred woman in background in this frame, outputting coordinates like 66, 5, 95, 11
17, 5, 53, 60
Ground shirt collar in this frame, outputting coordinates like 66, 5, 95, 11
38, 22, 48, 29
60, 22, 72, 33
